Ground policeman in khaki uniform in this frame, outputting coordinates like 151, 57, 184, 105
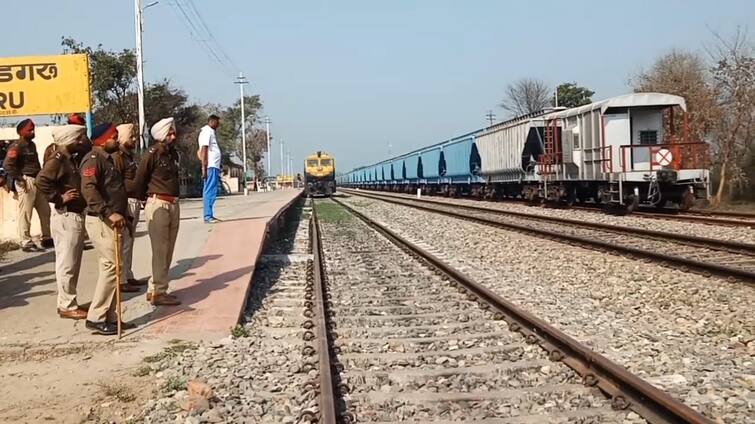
36, 125, 92, 320
135, 117, 181, 306
80, 123, 133, 335
3, 119, 53, 251
43, 115, 87, 165
112, 123, 145, 292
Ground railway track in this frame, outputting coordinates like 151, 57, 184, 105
309, 198, 711, 423
341, 189, 755, 284
617, 209, 755, 228
348, 187, 755, 227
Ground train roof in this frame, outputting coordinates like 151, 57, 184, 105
355, 128, 483, 171
304, 151, 334, 159
545, 92, 687, 119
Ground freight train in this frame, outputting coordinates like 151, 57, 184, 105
304, 150, 336, 197
338, 93, 710, 213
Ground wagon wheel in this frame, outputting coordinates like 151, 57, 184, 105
678, 189, 695, 211
563, 187, 577, 208
619, 193, 639, 215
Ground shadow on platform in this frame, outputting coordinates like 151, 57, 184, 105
0, 251, 57, 310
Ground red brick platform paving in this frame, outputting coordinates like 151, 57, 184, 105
147, 190, 301, 339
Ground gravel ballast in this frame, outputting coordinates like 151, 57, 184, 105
341, 194, 754, 424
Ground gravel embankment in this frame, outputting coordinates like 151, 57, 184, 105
341, 195, 755, 424
318, 199, 640, 423
351, 190, 754, 244
143, 204, 316, 424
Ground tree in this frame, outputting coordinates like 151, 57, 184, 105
499, 78, 552, 116
554, 82, 594, 108
631, 33, 755, 206
630, 49, 721, 144
708, 29, 755, 205
214, 95, 268, 178
61, 36, 137, 124
144, 80, 206, 178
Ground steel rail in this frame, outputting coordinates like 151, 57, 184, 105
310, 207, 339, 424
631, 211, 755, 227
345, 185, 755, 227
343, 189, 755, 284
343, 189, 755, 254
332, 196, 712, 424
685, 209, 755, 219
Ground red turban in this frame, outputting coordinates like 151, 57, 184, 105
92, 123, 117, 147
67, 114, 86, 126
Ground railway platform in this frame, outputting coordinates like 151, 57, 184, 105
0, 188, 302, 344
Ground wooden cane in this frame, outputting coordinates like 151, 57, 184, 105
114, 228, 123, 339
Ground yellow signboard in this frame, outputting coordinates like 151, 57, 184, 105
0, 54, 91, 117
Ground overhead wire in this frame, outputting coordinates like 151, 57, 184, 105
167, 0, 238, 76
186, 0, 240, 72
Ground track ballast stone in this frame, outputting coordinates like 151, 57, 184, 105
341, 195, 754, 424
317, 199, 641, 423
142, 203, 316, 424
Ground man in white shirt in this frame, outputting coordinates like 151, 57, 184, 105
198, 115, 222, 223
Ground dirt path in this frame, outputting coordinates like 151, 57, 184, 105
0, 338, 167, 423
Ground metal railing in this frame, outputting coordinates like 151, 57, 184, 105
619, 142, 709, 172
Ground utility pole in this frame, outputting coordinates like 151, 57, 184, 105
554, 84, 559, 108
388, 141, 392, 156
485, 110, 496, 126
235, 72, 249, 196
134, 0, 146, 150
287, 149, 292, 177
264, 116, 271, 178
280, 138, 285, 177
134, 0, 158, 150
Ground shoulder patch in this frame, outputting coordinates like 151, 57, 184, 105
7, 148, 17, 159
82, 167, 96, 178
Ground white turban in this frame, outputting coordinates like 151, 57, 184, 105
52, 124, 87, 147
150, 117, 175, 142
116, 123, 135, 144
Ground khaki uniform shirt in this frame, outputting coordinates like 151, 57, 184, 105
80, 148, 128, 219
3, 138, 42, 178
135, 142, 180, 197
36, 149, 87, 213
112, 147, 139, 199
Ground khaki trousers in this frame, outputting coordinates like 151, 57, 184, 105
50, 209, 85, 311
17, 175, 51, 244
121, 198, 141, 281
146, 197, 180, 294
85, 217, 118, 323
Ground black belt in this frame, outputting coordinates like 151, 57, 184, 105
86, 212, 132, 222
57, 207, 85, 214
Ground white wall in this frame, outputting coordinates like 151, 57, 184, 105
630, 109, 664, 167
0, 126, 56, 241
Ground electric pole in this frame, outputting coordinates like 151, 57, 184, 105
264, 116, 271, 177
135, 0, 146, 149
287, 149, 292, 178
280, 138, 285, 177
134, 0, 158, 150
554, 84, 559, 108
485, 110, 496, 126
235, 72, 249, 195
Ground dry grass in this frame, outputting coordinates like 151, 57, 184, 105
0, 240, 19, 260
97, 382, 137, 403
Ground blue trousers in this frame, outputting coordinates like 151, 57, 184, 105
203, 167, 220, 222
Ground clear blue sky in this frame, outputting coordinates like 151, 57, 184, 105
3, 0, 754, 173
